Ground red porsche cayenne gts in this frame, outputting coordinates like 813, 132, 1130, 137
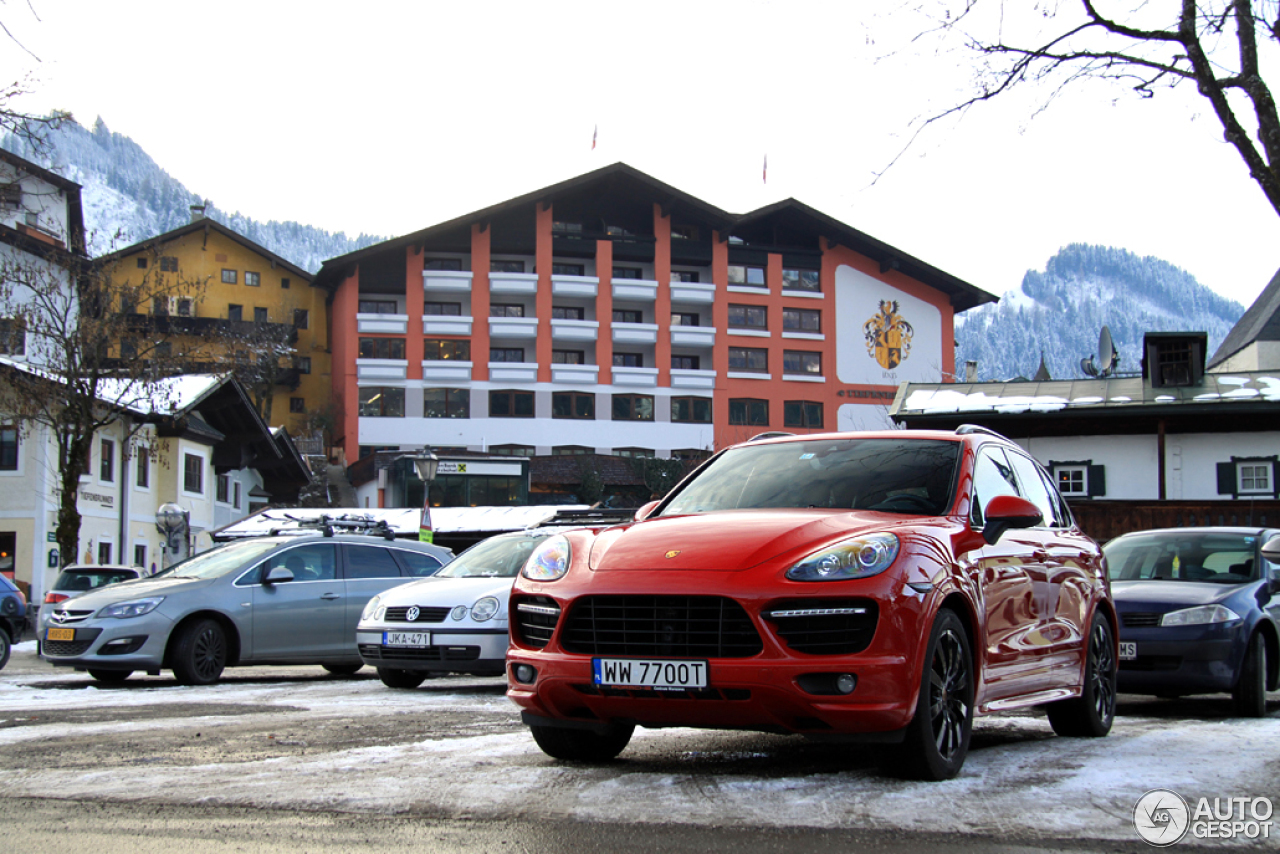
507, 427, 1116, 780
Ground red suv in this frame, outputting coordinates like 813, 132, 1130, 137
507, 428, 1116, 780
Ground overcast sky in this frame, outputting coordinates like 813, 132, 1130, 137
7, 1, 1277, 307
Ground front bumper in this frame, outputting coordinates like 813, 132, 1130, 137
356, 627, 508, 675
39, 613, 171, 671
1117, 622, 1240, 695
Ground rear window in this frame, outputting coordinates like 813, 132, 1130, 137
1105, 532, 1261, 583
54, 568, 139, 591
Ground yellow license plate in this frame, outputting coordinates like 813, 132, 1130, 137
46, 627, 75, 642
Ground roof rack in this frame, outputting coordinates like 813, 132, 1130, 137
532, 508, 637, 530
954, 424, 1011, 441
269, 512, 398, 540
748, 431, 795, 442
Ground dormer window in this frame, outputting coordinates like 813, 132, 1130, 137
1144, 332, 1206, 388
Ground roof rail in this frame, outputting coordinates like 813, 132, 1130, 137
955, 424, 1010, 441
748, 431, 795, 442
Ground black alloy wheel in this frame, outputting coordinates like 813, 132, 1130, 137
172, 618, 228, 686
1047, 613, 1117, 737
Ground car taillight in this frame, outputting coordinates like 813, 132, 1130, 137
44, 592, 68, 605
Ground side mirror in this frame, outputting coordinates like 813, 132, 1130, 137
1261, 535, 1280, 563
635, 500, 661, 522
981, 495, 1043, 545
263, 566, 294, 585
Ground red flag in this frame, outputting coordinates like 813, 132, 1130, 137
763, 154, 767, 183
592, 125, 597, 150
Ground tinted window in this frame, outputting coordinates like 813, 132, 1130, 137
392, 549, 445, 578
344, 545, 403, 579
54, 569, 138, 591
1105, 531, 1263, 583
1006, 451, 1057, 528
250, 543, 338, 584
970, 447, 1020, 528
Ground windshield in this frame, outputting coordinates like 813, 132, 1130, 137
1105, 532, 1265, 583
151, 539, 282, 580
437, 533, 548, 579
54, 568, 138, 591
660, 438, 960, 516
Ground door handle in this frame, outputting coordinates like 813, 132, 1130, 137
320, 592, 341, 600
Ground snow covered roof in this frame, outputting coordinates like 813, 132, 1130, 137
211, 505, 594, 541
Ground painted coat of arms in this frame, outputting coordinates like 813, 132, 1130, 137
863, 300, 913, 370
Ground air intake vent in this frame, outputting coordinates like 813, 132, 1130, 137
561, 595, 763, 658
763, 599, 879, 654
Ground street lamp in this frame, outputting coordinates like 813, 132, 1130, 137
412, 449, 439, 543
154, 502, 190, 570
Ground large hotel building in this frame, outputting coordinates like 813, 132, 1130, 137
314, 163, 995, 488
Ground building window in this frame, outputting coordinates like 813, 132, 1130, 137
424, 388, 470, 418
489, 390, 534, 418
782, 268, 821, 292
614, 447, 655, 458
0, 182, 22, 208
151, 296, 168, 316
672, 448, 711, 461
296, 357, 311, 374
1056, 467, 1086, 497
671, 397, 712, 423
0, 425, 17, 470
99, 439, 114, 482
729, 347, 768, 372
552, 392, 595, 419
98, 542, 112, 565
552, 221, 583, 235
552, 445, 592, 456
158, 256, 178, 272
486, 445, 532, 458
728, 265, 766, 288
358, 338, 406, 359
0, 318, 24, 356
491, 260, 524, 273
216, 473, 230, 503
612, 394, 654, 421
136, 257, 148, 269
490, 304, 525, 317
183, 453, 204, 494
552, 349, 585, 364
612, 267, 643, 279
783, 400, 824, 429
552, 306, 585, 320
359, 300, 398, 314
290, 397, 305, 413
1050, 460, 1106, 498
233, 481, 242, 510
1240, 463, 1271, 493
254, 307, 268, 323
221, 269, 237, 284
671, 270, 700, 282
671, 312, 700, 326
245, 271, 261, 287
424, 339, 470, 360
552, 263, 585, 276
783, 350, 822, 376
293, 309, 309, 329
424, 302, 461, 316
613, 353, 643, 368
782, 308, 821, 332
227, 304, 243, 322
281, 277, 290, 289
424, 258, 463, 271
358, 387, 405, 417
490, 347, 525, 362
612, 309, 643, 324
729, 398, 769, 425
134, 544, 147, 568
728, 304, 767, 329
672, 354, 701, 370
174, 297, 193, 317
136, 451, 149, 488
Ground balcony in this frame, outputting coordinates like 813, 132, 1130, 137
612, 367, 658, 387
670, 368, 717, 390
551, 363, 600, 384
122, 315, 300, 345
611, 278, 657, 302
488, 361, 538, 383
489, 272, 538, 295
356, 359, 408, 381
551, 319, 599, 342
423, 315, 473, 336
670, 281, 716, 305
612, 322, 658, 346
489, 317, 539, 339
423, 360, 473, 382
552, 274, 598, 298
671, 326, 715, 348
358, 313, 408, 334
422, 270, 473, 293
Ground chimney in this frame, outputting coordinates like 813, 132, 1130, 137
190, 204, 206, 222
964, 360, 977, 383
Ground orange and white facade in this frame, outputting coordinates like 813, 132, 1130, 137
315, 164, 995, 465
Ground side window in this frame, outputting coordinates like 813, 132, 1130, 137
392, 549, 444, 578
1006, 452, 1057, 528
344, 545, 404, 579
257, 543, 337, 582
970, 446, 1020, 528
1036, 467, 1074, 528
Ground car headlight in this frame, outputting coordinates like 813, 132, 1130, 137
1160, 604, 1241, 627
98, 597, 164, 619
471, 596, 500, 622
361, 595, 383, 622
786, 533, 900, 582
523, 535, 571, 581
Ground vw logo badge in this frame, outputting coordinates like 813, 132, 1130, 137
406, 606, 420, 622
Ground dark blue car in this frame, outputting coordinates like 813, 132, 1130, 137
0, 574, 28, 670
1106, 527, 1280, 716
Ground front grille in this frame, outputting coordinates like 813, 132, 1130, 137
1122, 612, 1163, 628
1120, 655, 1182, 672
385, 606, 450, 624
561, 595, 763, 658
512, 596, 561, 649
42, 628, 102, 658
763, 598, 878, 655
49, 609, 95, 625
358, 643, 480, 662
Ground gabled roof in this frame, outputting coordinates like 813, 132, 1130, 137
95, 217, 314, 283
1208, 267, 1280, 368
0, 147, 87, 256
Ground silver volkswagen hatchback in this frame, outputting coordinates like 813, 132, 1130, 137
40, 533, 453, 684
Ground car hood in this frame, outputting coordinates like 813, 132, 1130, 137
1111, 579, 1246, 608
588, 509, 908, 572
59, 576, 215, 608
380, 575, 515, 606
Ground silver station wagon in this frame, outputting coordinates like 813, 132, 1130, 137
40, 532, 453, 685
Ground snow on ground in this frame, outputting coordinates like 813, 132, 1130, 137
1, 642, 1276, 844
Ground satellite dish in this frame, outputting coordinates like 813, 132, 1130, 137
1080, 356, 1099, 378
1097, 326, 1118, 377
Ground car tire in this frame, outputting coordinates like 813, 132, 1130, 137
1231, 633, 1268, 718
529, 723, 634, 762
323, 663, 364, 676
880, 608, 973, 781
0, 627, 10, 671
377, 667, 427, 689
88, 669, 132, 683
171, 618, 228, 686
1047, 612, 1117, 737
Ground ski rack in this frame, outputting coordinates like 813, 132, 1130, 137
268, 512, 399, 540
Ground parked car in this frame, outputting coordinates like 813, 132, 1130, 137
357, 529, 558, 688
507, 428, 1116, 780
0, 574, 28, 670
40, 530, 453, 685
1106, 527, 1280, 716
38, 564, 149, 641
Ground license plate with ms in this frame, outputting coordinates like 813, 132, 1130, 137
593, 658, 708, 689
1119, 641, 1137, 661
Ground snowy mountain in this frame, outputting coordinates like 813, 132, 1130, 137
2, 117, 383, 272
956, 244, 1244, 381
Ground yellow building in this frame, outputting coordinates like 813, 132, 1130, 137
96, 214, 331, 435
